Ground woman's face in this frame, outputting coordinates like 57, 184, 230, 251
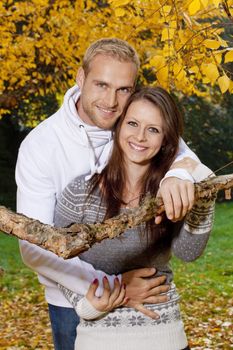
119, 99, 165, 167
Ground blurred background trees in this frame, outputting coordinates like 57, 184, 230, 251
0, 0, 233, 208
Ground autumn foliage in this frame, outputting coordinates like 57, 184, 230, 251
1, 0, 233, 117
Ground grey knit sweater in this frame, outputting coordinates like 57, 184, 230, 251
54, 175, 215, 282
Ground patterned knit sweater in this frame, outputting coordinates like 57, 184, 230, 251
54, 174, 215, 321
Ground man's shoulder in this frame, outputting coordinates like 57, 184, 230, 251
21, 110, 62, 146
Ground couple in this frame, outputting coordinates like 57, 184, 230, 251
55, 86, 215, 350
16, 38, 214, 350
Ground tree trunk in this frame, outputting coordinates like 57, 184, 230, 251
0, 174, 232, 259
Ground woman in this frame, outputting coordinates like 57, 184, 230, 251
54, 87, 215, 350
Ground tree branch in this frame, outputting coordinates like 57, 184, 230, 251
0, 174, 232, 259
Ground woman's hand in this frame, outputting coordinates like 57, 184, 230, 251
86, 276, 127, 313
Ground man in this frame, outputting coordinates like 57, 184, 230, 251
16, 38, 199, 350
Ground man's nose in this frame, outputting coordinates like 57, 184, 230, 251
106, 90, 118, 107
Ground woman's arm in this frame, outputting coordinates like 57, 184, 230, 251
58, 276, 126, 320
171, 163, 216, 261
172, 195, 216, 262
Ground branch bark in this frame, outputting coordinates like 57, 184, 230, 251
0, 174, 233, 259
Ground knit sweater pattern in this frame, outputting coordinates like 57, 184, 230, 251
54, 175, 215, 350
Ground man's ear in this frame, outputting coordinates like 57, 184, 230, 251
76, 68, 85, 89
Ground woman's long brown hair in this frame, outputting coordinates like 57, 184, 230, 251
89, 87, 184, 239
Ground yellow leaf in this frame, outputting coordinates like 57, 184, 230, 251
213, 0, 221, 6
161, 5, 172, 16
189, 0, 200, 15
229, 80, 233, 93
218, 75, 230, 93
173, 63, 185, 80
202, 63, 219, 83
203, 39, 221, 49
156, 66, 168, 84
225, 50, 233, 63
109, 0, 130, 7
203, 77, 210, 83
150, 56, 165, 69
200, 0, 208, 7
189, 66, 199, 74
115, 8, 125, 16
161, 28, 175, 41
213, 52, 222, 64
216, 34, 228, 47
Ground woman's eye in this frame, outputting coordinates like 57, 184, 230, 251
148, 127, 159, 133
128, 121, 138, 127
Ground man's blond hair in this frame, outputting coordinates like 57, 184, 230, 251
83, 38, 140, 75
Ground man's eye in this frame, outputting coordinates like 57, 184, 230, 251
119, 88, 132, 94
97, 83, 107, 88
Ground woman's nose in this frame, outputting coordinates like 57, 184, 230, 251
135, 128, 146, 141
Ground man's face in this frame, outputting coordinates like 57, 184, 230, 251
76, 54, 137, 130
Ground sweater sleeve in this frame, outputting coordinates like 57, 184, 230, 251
58, 284, 106, 320
16, 140, 120, 297
171, 164, 216, 262
172, 197, 216, 262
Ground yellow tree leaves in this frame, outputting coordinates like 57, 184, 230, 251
0, 0, 233, 118
107, 0, 233, 96
189, 0, 201, 15
225, 50, 233, 63
218, 74, 230, 93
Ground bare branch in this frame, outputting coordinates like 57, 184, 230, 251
0, 174, 233, 259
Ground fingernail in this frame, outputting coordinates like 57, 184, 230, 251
92, 278, 98, 284
154, 315, 160, 319
115, 277, 119, 283
103, 276, 108, 281
123, 283, 126, 289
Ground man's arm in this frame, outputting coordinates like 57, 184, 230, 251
16, 139, 168, 307
16, 141, 119, 295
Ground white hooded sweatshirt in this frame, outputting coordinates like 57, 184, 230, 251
16, 85, 199, 307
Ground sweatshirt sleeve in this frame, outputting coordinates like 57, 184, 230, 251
162, 138, 200, 182
16, 139, 120, 296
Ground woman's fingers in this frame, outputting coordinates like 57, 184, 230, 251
86, 278, 99, 299
86, 276, 127, 313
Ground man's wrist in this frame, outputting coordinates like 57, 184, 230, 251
160, 168, 194, 188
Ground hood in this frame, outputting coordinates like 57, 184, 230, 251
62, 85, 114, 177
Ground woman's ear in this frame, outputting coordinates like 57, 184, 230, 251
76, 68, 85, 90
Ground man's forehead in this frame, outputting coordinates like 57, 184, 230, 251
87, 54, 137, 84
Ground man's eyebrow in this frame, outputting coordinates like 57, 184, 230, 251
92, 80, 134, 90
118, 85, 134, 90
93, 79, 108, 84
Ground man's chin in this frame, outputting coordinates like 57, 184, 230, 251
96, 117, 119, 130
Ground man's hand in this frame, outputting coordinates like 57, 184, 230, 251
122, 267, 170, 319
156, 177, 195, 223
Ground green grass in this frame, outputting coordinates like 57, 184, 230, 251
0, 233, 38, 296
0, 202, 233, 299
171, 202, 233, 298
